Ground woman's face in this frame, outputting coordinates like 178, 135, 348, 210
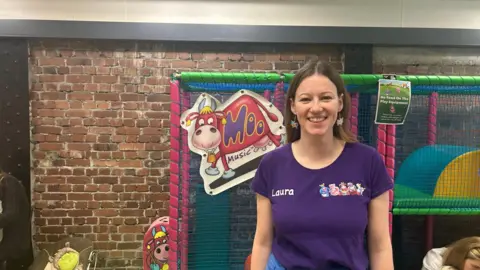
464, 259, 480, 270
290, 74, 343, 138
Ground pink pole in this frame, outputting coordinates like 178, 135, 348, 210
386, 125, 396, 237
377, 125, 387, 164
180, 91, 191, 270
350, 92, 359, 136
273, 81, 285, 112
425, 92, 438, 252
376, 124, 391, 236
264, 90, 271, 101
168, 79, 181, 270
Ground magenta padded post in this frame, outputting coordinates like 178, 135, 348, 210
386, 125, 396, 237
264, 89, 271, 101
350, 92, 359, 136
263, 90, 272, 104
376, 124, 391, 236
425, 92, 438, 252
168, 79, 181, 270
273, 81, 285, 112
377, 125, 387, 163
180, 91, 191, 270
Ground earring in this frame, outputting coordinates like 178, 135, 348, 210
291, 115, 299, 128
337, 116, 343, 126
336, 116, 344, 126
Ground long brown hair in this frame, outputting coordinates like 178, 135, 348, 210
285, 60, 357, 143
443, 236, 480, 269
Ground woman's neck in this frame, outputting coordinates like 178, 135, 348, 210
294, 132, 344, 160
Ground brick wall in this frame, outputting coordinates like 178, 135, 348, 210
374, 46, 480, 270
29, 39, 342, 269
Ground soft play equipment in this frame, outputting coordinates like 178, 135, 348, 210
394, 145, 480, 212
168, 73, 480, 270
143, 216, 169, 270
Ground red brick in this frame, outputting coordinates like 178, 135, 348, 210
38, 74, 65, 83
38, 58, 66, 66
68, 92, 93, 100
93, 75, 118, 84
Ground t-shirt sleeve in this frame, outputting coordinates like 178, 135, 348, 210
250, 154, 270, 198
369, 150, 394, 200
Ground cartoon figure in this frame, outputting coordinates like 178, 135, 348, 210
356, 184, 365, 196
182, 93, 284, 180
390, 104, 395, 113
339, 182, 349, 196
146, 226, 169, 270
319, 184, 329, 197
396, 87, 401, 93
144, 216, 169, 270
328, 184, 340, 196
347, 182, 357, 195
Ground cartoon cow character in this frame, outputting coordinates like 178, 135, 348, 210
347, 182, 357, 195
184, 94, 282, 179
339, 182, 349, 196
146, 225, 169, 270
328, 184, 340, 196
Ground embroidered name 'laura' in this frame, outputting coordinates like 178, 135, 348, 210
272, 188, 295, 197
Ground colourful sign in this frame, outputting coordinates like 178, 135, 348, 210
375, 79, 411, 125
180, 90, 286, 195
143, 216, 169, 270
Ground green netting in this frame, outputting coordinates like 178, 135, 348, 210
176, 72, 480, 217
174, 72, 480, 270
392, 94, 480, 215
177, 72, 480, 85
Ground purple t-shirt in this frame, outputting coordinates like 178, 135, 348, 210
251, 142, 393, 270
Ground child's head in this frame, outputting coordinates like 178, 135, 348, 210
443, 236, 480, 270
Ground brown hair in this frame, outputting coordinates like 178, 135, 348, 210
285, 60, 357, 143
443, 236, 480, 269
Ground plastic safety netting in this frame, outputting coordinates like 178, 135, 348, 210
167, 73, 480, 270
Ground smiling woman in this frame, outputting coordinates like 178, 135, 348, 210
250, 60, 394, 270
285, 60, 356, 144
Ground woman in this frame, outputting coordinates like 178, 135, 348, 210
250, 60, 394, 270
0, 169, 32, 270
422, 236, 480, 270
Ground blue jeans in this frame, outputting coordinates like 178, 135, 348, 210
266, 253, 286, 270
265, 253, 358, 270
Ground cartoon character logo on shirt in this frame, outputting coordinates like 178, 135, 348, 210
328, 184, 340, 196
339, 182, 349, 196
319, 184, 329, 197
347, 182, 357, 195
320, 182, 365, 197
356, 184, 365, 195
